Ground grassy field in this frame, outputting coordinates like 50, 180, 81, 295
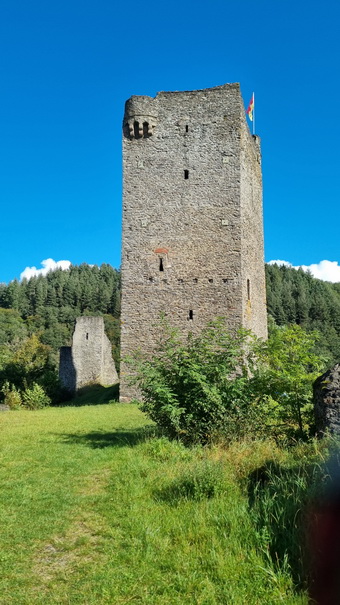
0, 397, 312, 604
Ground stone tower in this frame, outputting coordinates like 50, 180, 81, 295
120, 83, 267, 401
59, 316, 118, 393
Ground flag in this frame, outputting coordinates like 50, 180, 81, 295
246, 93, 254, 121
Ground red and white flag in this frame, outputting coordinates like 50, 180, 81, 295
246, 93, 254, 122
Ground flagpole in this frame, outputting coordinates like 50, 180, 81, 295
253, 92, 255, 135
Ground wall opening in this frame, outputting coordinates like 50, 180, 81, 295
188, 310, 194, 320
133, 121, 140, 138
159, 258, 164, 272
85, 332, 89, 340
247, 279, 251, 301
185, 125, 189, 133
184, 169, 189, 180
209, 278, 213, 283
143, 122, 149, 137
193, 278, 198, 283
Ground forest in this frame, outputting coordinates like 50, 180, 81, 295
0, 261, 340, 407
0, 264, 120, 406
266, 262, 340, 362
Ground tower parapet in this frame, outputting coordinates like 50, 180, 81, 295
123, 95, 158, 139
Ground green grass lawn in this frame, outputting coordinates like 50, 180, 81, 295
0, 401, 309, 604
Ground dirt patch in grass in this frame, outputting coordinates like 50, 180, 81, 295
33, 514, 105, 585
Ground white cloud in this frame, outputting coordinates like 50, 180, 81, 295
268, 259, 340, 283
20, 258, 71, 281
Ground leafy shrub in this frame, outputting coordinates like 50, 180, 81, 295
39, 369, 64, 404
21, 383, 51, 409
129, 319, 262, 445
1, 381, 22, 409
130, 319, 326, 444
254, 324, 325, 439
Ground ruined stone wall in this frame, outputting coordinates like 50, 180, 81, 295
120, 83, 267, 401
59, 316, 118, 393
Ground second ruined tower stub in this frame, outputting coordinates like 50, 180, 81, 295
120, 83, 267, 401
59, 316, 118, 393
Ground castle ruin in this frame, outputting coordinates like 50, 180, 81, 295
120, 83, 267, 401
59, 316, 118, 393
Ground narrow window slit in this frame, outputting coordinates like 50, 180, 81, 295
188, 310, 194, 320
184, 169, 189, 180
143, 122, 149, 137
159, 258, 164, 272
247, 279, 250, 301
85, 333, 89, 340
185, 125, 189, 133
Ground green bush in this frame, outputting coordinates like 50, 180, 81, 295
254, 324, 325, 439
1, 381, 22, 409
129, 319, 262, 445
130, 319, 326, 445
21, 383, 51, 410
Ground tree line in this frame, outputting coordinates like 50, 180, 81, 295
0, 264, 120, 407
0, 263, 121, 356
1, 262, 340, 363
1, 261, 340, 407
266, 263, 340, 363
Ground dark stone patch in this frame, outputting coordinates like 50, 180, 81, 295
313, 364, 340, 435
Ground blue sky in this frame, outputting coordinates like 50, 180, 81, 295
1, 0, 340, 283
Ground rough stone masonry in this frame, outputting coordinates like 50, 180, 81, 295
120, 83, 267, 401
313, 364, 340, 436
59, 316, 118, 393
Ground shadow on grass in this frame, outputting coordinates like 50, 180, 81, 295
60, 426, 156, 449
60, 384, 120, 407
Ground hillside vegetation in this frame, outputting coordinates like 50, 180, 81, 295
0, 265, 120, 405
0, 263, 120, 355
1, 262, 340, 362
266, 263, 340, 363
1, 262, 340, 407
